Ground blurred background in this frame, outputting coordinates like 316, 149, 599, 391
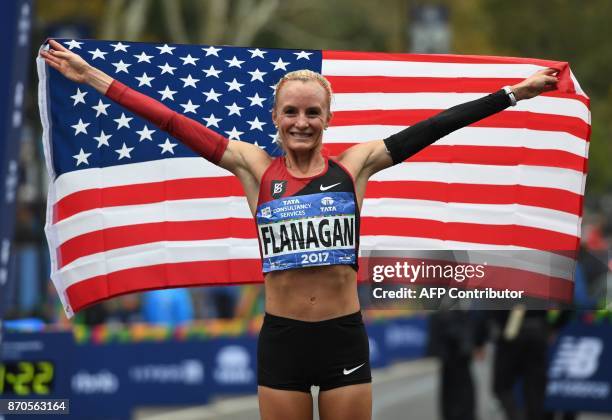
1, 1, 611, 419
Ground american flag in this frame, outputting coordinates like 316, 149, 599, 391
37, 40, 589, 316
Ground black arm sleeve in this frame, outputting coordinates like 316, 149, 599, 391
383, 89, 512, 165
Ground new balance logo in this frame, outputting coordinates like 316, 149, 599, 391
549, 336, 603, 379
343, 363, 366, 375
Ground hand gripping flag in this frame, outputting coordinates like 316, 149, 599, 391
37, 39, 590, 316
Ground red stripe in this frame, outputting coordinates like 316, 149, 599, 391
358, 256, 573, 302
326, 75, 590, 108
54, 176, 241, 222
325, 144, 586, 172
58, 216, 579, 269
58, 218, 257, 269
365, 181, 583, 216
65, 259, 264, 313
330, 109, 590, 141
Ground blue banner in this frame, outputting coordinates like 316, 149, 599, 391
546, 321, 612, 413
1, 318, 429, 419
0, 0, 33, 318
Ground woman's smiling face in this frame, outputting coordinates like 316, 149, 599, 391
272, 80, 331, 154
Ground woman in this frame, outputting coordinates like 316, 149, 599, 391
40, 39, 558, 420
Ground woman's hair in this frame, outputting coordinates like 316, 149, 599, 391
273, 69, 333, 111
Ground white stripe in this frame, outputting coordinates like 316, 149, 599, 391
371, 162, 585, 194
322, 60, 546, 78
56, 239, 261, 290
324, 126, 588, 158
53, 197, 252, 244
332, 93, 590, 124
361, 199, 580, 237
53, 157, 232, 202
52, 196, 578, 247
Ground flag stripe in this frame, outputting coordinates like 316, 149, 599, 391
326, 144, 586, 172
324, 126, 588, 157
326, 76, 590, 107
331, 110, 590, 140
65, 259, 264, 312
332, 93, 589, 123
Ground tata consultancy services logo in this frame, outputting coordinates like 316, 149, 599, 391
550, 336, 603, 379
213, 345, 254, 385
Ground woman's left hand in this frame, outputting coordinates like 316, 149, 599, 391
511, 68, 559, 101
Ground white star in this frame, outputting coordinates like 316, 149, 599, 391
202, 45, 221, 56
203, 114, 222, 128
158, 86, 177, 101
114, 113, 133, 129
93, 130, 112, 148
112, 60, 131, 74
247, 116, 266, 131
65, 40, 83, 50
247, 92, 266, 107
203, 88, 222, 102
156, 44, 175, 55
136, 125, 156, 141
135, 72, 155, 87
225, 56, 245, 68
224, 126, 244, 140
115, 142, 134, 160
180, 99, 200, 114
73, 148, 91, 166
134, 51, 153, 63
179, 54, 199, 65
158, 138, 178, 154
88, 48, 107, 60
110, 42, 129, 52
294, 51, 313, 60
91, 99, 110, 117
70, 88, 87, 106
225, 102, 244, 116
253, 140, 267, 150
248, 48, 267, 58
248, 68, 267, 82
71, 118, 90, 135
270, 58, 289, 70
180, 74, 200, 88
203, 65, 222, 78
158, 62, 176, 75
225, 78, 244, 92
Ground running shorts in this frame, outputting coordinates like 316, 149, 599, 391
257, 311, 372, 393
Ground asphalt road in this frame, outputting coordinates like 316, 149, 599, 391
136, 355, 612, 420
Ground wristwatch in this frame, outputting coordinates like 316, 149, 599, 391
502, 85, 517, 106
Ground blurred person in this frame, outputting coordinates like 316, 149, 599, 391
428, 309, 487, 420
142, 288, 194, 325
489, 308, 571, 420
40, 39, 557, 420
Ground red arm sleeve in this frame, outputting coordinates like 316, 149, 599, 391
105, 80, 229, 164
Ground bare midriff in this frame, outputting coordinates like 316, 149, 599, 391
264, 264, 360, 321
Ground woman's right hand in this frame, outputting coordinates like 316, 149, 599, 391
39, 39, 92, 84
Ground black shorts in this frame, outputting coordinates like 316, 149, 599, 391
257, 311, 372, 393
